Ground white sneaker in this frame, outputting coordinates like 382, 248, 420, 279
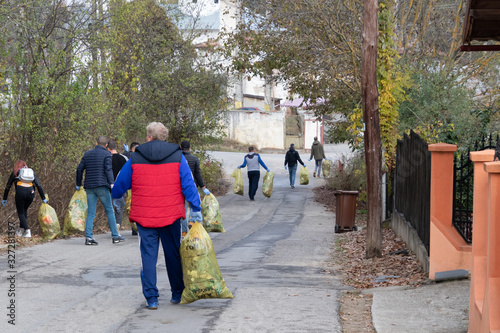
22, 229, 31, 238
16, 228, 24, 237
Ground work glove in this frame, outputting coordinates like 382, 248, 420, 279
308, 158, 311, 161
284, 166, 287, 170
2, 200, 6, 207
189, 211, 203, 223
237, 166, 242, 169
202, 188, 210, 195
123, 143, 129, 152
42, 199, 48, 204
266, 169, 270, 172
76, 186, 80, 191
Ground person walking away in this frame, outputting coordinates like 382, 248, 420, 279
238, 146, 270, 201
123, 141, 140, 159
309, 136, 326, 177
111, 122, 202, 309
284, 143, 305, 188
107, 140, 128, 231
76, 136, 125, 245
180, 140, 210, 236
3, 160, 47, 238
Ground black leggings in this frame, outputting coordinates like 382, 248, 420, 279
15, 186, 35, 230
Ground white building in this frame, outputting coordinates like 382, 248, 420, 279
171, 0, 289, 111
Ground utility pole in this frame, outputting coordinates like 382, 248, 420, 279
362, 0, 383, 258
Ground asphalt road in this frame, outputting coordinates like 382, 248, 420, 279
0, 145, 351, 333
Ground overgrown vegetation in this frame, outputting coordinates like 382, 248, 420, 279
0, 0, 228, 235
326, 153, 366, 200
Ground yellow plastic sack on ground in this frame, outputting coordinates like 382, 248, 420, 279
230, 168, 244, 195
201, 193, 225, 233
38, 195, 60, 240
180, 222, 233, 304
322, 159, 332, 178
262, 171, 274, 198
63, 189, 87, 235
300, 166, 309, 185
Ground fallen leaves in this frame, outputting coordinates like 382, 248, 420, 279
313, 184, 429, 290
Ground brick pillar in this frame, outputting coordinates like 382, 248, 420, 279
483, 161, 500, 332
469, 150, 495, 333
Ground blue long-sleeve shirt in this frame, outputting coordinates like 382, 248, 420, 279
239, 153, 269, 172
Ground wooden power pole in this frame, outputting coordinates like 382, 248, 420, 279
362, 0, 383, 258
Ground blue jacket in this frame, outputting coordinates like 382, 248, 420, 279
76, 145, 114, 189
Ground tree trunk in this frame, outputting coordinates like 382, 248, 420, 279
362, 0, 382, 258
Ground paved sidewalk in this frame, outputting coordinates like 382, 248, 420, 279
367, 277, 470, 332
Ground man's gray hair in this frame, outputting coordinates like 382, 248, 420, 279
97, 136, 108, 146
146, 122, 168, 141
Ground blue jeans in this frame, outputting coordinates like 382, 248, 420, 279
180, 200, 189, 233
113, 195, 126, 227
137, 220, 184, 303
85, 186, 119, 239
314, 159, 323, 177
288, 165, 297, 187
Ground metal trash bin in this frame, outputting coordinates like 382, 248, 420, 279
334, 190, 358, 233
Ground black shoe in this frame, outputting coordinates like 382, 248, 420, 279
132, 230, 138, 236
85, 237, 98, 246
170, 296, 181, 304
112, 235, 126, 244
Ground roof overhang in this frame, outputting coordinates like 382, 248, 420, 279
461, 0, 500, 51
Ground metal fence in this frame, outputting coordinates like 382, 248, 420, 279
453, 135, 499, 244
394, 130, 431, 254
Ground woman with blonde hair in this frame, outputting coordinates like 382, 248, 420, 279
3, 160, 47, 238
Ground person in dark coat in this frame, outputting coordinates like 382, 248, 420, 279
107, 140, 128, 230
76, 136, 125, 246
3, 160, 47, 238
112, 122, 202, 309
180, 140, 210, 236
284, 143, 305, 188
309, 136, 327, 177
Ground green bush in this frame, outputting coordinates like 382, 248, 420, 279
327, 153, 366, 195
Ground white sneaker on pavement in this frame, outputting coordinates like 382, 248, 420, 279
23, 229, 31, 238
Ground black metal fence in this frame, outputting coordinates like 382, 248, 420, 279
453, 135, 499, 244
394, 130, 431, 254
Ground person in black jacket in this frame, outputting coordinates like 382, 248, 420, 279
284, 143, 305, 189
107, 140, 128, 231
76, 136, 125, 245
180, 140, 210, 235
3, 160, 47, 238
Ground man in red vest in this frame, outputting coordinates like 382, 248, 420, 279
112, 122, 201, 310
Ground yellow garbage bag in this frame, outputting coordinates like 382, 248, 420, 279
180, 222, 233, 304
322, 159, 332, 178
230, 168, 244, 196
63, 188, 87, 235
125, 190, 138, 233
38, 195, 60, 240
300, 166, 309, 185
262, 171, 274, 198
125, 189, 131, 214
202, 193, 225, 233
